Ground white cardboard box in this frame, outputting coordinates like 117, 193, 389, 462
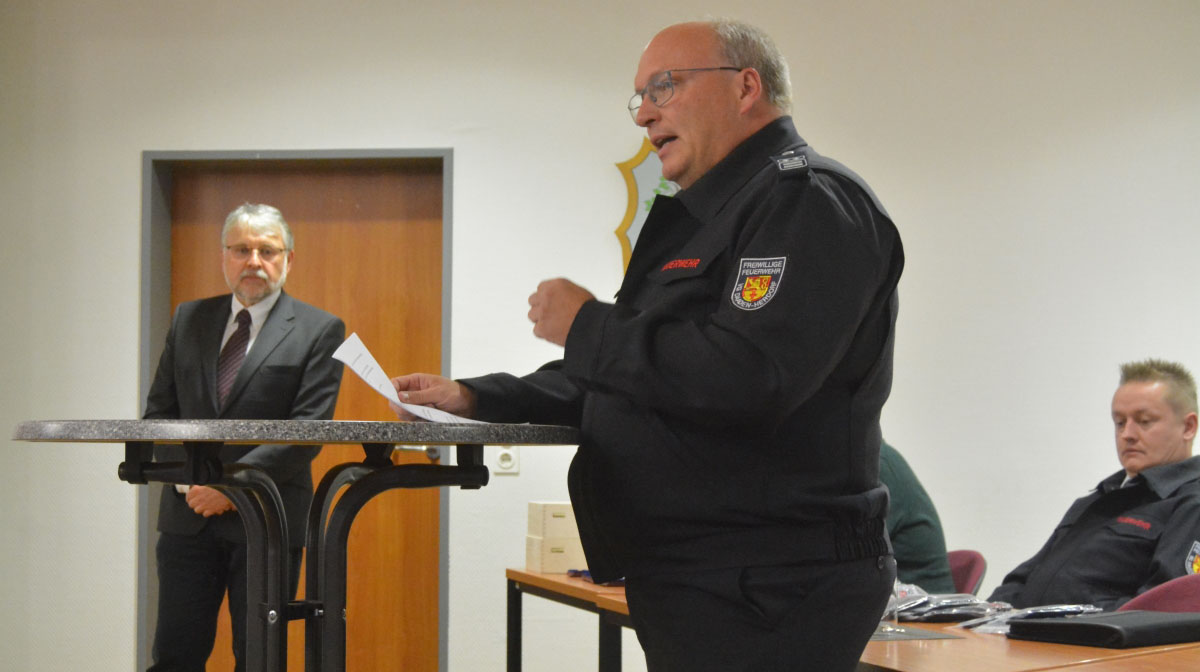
525, 535, 587, 573
527, 501, 579, 539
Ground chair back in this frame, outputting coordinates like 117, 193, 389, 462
1118, 573, 1200, 612
947, 549, 987, 595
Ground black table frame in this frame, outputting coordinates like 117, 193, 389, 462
506, 576, 631, 672
13, 419, 578, 672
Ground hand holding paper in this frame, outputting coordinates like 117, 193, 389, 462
390, 372, 478, 418
332, 332, 482, 423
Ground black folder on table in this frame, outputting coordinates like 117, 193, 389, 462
1007, 610, 1200, 648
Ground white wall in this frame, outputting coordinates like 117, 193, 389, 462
1, 1, 1198, 670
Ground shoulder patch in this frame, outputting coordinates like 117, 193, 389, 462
1188, 541, 1200, 575
731, 257, 786, 310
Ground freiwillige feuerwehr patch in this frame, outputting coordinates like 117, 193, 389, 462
731, 257, 786, 310
1187, 540, 1200, 575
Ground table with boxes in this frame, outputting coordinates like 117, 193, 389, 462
510, 501, 629, 672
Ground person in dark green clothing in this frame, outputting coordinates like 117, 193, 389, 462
880, 441, 956, 593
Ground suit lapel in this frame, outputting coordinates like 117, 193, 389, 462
221, 292, 296, 414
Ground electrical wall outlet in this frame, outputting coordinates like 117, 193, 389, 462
494, 445, 520, 475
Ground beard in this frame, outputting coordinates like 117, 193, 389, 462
230, 264, 288, 305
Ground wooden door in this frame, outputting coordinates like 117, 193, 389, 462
166, 157, 444, 671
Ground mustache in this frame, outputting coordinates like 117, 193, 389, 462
240, 269, 271, 281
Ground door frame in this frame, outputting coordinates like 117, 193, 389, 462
137, 148, 454, 671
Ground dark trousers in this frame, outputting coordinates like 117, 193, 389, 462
148, 529, 303, 672
625, 555, 895, 672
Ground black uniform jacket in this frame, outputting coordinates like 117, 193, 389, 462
143, 291, 345, 547
989, 455, 1200, 610
462, 117, 904, 582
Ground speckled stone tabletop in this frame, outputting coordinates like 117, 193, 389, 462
12, 419, 579, 446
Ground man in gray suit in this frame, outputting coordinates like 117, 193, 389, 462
143, 203, 344, 672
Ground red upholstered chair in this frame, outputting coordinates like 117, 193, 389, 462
1118, 573, 1200, 612
947, 549, 987, 595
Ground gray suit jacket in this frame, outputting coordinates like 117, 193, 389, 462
143, 291, 345, 547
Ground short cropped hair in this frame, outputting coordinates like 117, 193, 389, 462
221, 203, 294, 251
1119, 358, 1198, 417
709, 19, 793, 115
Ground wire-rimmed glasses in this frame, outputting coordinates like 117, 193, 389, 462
225, 245, 286, 263
628, 67, 742, 121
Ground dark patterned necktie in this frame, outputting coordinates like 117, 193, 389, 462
217, 309, 252, 406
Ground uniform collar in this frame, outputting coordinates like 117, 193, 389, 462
1098, 454, 1200, 498
675, 116, 807, 224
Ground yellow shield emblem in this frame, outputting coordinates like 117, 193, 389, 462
615, 138, 679, 271
741, 276, 772, 303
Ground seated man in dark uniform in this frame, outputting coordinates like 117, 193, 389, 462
880, 441, 955, 593
989, 359, 1200, 610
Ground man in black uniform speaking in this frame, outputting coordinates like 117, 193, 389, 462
392, 19, 903, 671
989, 359, 1200, 610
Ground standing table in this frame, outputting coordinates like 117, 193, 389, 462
12, 419, 578, 672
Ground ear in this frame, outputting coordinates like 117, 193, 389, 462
735, 67, 765, 114
1184, 412, 1198, 441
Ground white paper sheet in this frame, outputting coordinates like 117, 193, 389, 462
332, 332, 482, 423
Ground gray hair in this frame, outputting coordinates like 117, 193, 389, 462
1120, 358, 1198, 417
221, 203, 294, 251
709, 19, 792, 115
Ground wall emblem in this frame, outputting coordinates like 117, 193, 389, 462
615, 137, 679, 270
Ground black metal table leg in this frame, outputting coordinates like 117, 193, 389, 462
598, 613, 622, 672
508, 579, 523, 672
303, 462, 375, 672
218, 464, 290, 672
123, 440, 288, 672
320, 462, 488, 672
